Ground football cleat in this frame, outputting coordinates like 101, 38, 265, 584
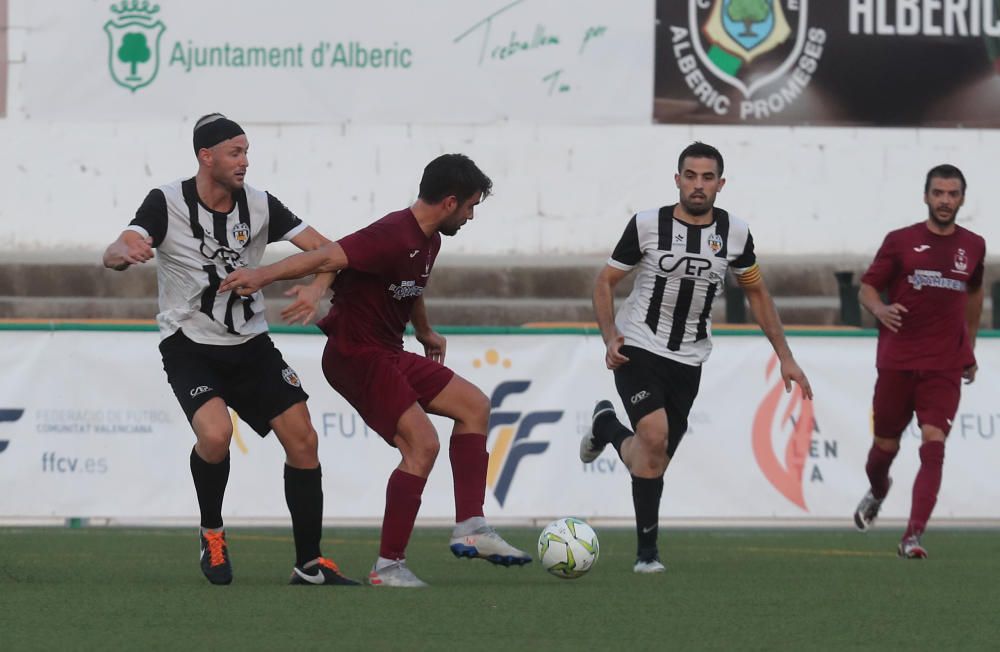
289, 557, 361, 586
897, 535, 928, 559
450, 526, 532, 566
367, 560, 428, 588
199, 529, 233, 585
633, 557, 666, 574
853, 479, 892, 532
580, 400, 617, 463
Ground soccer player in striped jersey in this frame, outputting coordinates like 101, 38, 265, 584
103, 113, 359, 587
581, 142, 813, 573
853, 164, 985, 559
220, 154, 532, 587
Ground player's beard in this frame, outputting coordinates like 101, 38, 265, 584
680, 193, 713, 216
927, 205, 958, 228
439, 209, 464, 236
212, 167, 245, 193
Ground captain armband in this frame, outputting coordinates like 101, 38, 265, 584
735, 264, 762, 287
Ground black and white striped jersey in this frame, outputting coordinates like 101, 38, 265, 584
127, 178, 307, 345
608, 204, 756, 365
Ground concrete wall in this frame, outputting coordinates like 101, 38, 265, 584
3, 3, 998, 262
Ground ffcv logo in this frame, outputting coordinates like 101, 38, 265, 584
486, 381, 563, 506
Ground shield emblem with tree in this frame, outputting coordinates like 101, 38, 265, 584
692, 0, 804, 98
104, 1, 166, 93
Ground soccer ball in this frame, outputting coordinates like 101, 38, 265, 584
537, 517, 599, 579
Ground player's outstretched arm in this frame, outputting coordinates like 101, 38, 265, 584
593, 264, 631, 370
103, 230, 154, 271
220, 242, 349, 297
741, 268, 813, 399
281, 227, 338, 324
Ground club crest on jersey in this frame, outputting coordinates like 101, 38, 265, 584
707, 233, 724, 253
282, 367, 301, 388
954, 248, 968, 273
232, 223, 250, 247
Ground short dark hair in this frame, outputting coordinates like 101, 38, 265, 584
418, 154, 493, 204
678, 142, 724, 176
924, 164, 966, 194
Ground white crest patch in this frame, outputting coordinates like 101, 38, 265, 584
282, 367, 301, 388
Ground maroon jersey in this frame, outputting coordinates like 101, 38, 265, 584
317, 208, 440, 349
861, 222, 985, 370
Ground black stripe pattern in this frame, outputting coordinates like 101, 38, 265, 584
644, 276, 667, 334
183, 179, 253, 334
667, 279, 695, 351
644, 206, 676, 335
617, 204, 753, 364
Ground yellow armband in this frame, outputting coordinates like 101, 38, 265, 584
736, 263, 762, 287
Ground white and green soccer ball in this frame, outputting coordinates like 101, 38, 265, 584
537, 517, 600, 579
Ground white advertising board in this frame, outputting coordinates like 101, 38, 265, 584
1, 330, 997, 524
20, 0, 653, 124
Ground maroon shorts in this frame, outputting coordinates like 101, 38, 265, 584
872, 369, 963, 438
321, 340, 454, 443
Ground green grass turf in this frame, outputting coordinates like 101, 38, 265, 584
1, 527, 998, 651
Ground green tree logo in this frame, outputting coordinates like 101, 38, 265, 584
104, 1, 166, 92
727, 0, 770, 37
118, 33, 152, 80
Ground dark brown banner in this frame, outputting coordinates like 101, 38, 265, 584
655, 0, 1000, 126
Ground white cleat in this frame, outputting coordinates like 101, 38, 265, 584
897, 535, 928, 559
367, 560, 429, 588
580, 400, 616, 463
853, 478, 891, 532
633, 558, 666, 574
449, 526, 532, 566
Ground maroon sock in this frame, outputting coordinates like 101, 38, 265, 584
865, 444, 898, 500
906, 441, 945, 538
379, 469, 427, 560
450, 433, 488, 522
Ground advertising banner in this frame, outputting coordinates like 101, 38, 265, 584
1, 330, 997, 524
655, 0, 1000, 126
19, 0, 653, 124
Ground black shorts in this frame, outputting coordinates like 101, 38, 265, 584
159, 330, 309, 437
613, 345, 702, 458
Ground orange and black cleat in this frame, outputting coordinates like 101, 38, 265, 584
199, 529, 233, 585
289, 557, 361, 586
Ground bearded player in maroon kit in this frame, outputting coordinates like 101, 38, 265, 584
852, 164, 985, 559
220, 154, 531, 586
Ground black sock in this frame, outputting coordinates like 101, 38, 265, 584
284, 464, 324, 567
631, 475, 663, 560
190, 447, 229, 530
595, 412, 634, 461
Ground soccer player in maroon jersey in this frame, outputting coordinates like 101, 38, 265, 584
853, 164, 986, 559
220, 154, 532, 586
